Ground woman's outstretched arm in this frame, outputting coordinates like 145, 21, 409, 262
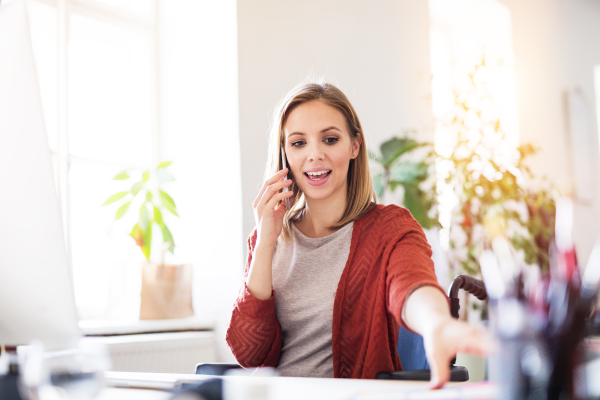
385, 211, 494, 389
403, 286, 494, 389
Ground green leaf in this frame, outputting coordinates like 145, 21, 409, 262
373, 174, 385, 200
157, 161, 173, 169
159, 190, 179, 217
161, 223, 173, 244
130, 181, 143, 196
159, 190, 175, 207
163, 202, 179, 217
115, 201, 131, 221
153, 206, 163, 225
379, 137, 422, 167
112, 171, 130, 180
403, 184, 434, 229
390, 162, 427, 183
141, 222, 152, 260
156, 168, 175, 182
102, 191, 128, 206
161, 224, 175, 254
129, 224, 143, 247
139, 202, 150, 230
145, 191, 153, 202
142, 170, 150, 183
367, 149, 382, 164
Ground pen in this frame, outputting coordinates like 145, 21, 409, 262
582, 235, 600, 295
479, 250, 505, 300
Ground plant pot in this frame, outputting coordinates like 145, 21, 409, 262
140, 262, 194, 320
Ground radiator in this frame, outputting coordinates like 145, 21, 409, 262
84, 331, 217, 374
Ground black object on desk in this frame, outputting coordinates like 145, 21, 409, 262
376, 365, 469, 381
0, 372, 25, 400
170, 378, 223, 400
195, 363, 242, 376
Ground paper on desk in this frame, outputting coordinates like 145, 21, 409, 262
352, 382, 498, 400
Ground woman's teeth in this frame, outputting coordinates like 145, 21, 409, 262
305, 170, 331, 180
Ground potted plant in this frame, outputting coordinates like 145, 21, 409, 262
436, 51, 556, 319
370, 135, 453, 291
102, 161, 194, 320
370, 135, 439, 230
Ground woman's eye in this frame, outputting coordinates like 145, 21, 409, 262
290, 138, 337, 147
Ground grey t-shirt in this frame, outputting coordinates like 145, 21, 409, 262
271, 221, 354, 378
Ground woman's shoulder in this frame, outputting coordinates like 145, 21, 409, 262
360, 203, 418, 224
356, 203, 424, 240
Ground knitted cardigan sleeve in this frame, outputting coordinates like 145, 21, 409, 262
225, 230, 282, 368
385, 209, 447, 332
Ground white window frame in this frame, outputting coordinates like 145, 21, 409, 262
27, 0, 161, 316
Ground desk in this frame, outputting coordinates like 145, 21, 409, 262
98, 388, 171, 400
103, 371, 496, 400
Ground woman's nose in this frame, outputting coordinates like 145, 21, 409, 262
307, 143, 325, 161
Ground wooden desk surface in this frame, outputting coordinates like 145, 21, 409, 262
102, 371, 497, 400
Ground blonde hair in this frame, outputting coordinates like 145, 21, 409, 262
265, 82, 376, 241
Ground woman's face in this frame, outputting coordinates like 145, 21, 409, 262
283, 100, 360, 203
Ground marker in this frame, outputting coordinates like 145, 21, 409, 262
479, 250, 505, 300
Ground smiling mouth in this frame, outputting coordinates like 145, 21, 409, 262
304, 170, 332, 181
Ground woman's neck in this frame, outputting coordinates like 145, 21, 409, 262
295, 187, 347, 238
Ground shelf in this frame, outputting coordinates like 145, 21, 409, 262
79, 316, 214, 336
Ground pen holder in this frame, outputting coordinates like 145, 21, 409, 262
490, 297, 588, 400
490, 299, 552, 400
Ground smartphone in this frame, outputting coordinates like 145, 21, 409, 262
281, 148, 291, 210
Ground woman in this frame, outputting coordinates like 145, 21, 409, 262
226, 82, 491, 387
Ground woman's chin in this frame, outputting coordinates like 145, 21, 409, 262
296, 175, 345, 203
301, 187, 337, 202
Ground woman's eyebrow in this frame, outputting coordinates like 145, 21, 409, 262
287, 126, 341, 138
321, 126, 341, 133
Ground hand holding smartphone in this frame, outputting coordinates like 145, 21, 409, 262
281, 148, 291, 210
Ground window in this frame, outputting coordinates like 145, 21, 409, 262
428, 0, 520, 249
23, 0, 160, 319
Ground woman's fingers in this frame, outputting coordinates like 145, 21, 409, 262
429, 354, 450, 389
258, 179, 292, 209
427, 321, 496, 389
253, 168, 288, 207
455, 326, 497, 356
265, 190, 294, 213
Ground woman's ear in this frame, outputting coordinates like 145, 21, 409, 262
350, 137, 361, 159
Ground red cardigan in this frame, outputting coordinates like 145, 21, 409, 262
225, 203, 446, 379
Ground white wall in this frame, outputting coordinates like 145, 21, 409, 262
237, 0, 435, 244
155, 0, 600, 362
500, 0, 600, 263
158, 0, 435, 364
160, 0, 243, 362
